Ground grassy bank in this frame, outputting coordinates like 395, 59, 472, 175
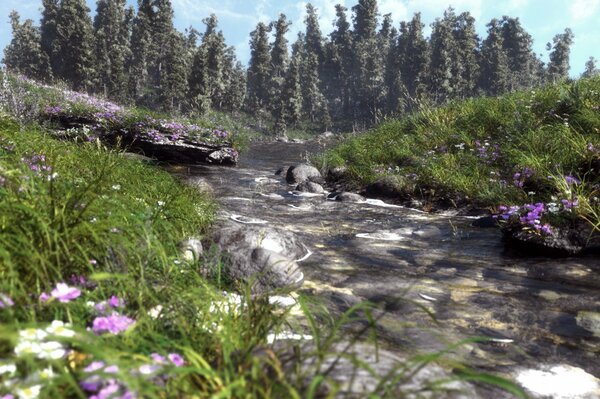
0, 74, 528, 398
319, 77, 600, 235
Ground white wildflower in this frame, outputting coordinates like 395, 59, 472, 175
45, 320, 75, 338
0, 363, 16, 376
15, 384, 42, 399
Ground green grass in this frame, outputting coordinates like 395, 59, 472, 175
318, 77, 600, 231
0, 74, 529, 398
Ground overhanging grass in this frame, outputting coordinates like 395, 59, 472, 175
318, 77, 600, 224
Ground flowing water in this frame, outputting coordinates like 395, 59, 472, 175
174, 141, 600, 394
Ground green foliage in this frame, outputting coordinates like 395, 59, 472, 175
319, 76, 600, 229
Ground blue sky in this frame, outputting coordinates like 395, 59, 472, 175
1, 0, 599, 76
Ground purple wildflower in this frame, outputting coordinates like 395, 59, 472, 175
39, 292, 50, 302
168, 353, 185, 367
108, 295, 124, 308
0, 293, 14, 308
92, 313, 135, 335
564, 175, 580, 185
51, 283, 81, 303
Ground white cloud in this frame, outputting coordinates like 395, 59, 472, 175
379, 0, 409, 21
570, 0, 600, 21
406, 0, 483, 20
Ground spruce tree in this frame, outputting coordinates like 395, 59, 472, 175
200, 15, 227, 109
479, 19, 510, 95
547, 28, 574, 82
428, 8, 457, 102
150, 0, 176, 106
54, 0, 96, 91
450, 12, 479, 99
160, 31, 188, 111
400, 13, 428, 108
582, 57, 599, 78
94, 0, 130, 100
501, 17, 537, 90
40, 0, 60, 77
246, 22, 271, 114
351, 0, 384, 122
3, 11, 52, 81
222, 49, 246, 111
269, 13, 291, 112
328, 4, 353, 118
281, 34, 304, 127
128, 0, 153, 101
302, 4, 329, 125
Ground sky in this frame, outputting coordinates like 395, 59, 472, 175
0, 0, 599, 76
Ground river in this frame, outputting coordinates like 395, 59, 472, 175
174, 141, 600, 397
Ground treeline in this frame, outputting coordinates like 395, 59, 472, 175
3, 0, 599, 134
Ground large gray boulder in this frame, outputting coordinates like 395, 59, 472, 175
210, 223, 307, 294
286, 164, 323, 184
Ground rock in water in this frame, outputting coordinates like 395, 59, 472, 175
211, 223, 307, 294
295, 181, 325, 194
334, 192, 366, 203
286, 164, 323, 184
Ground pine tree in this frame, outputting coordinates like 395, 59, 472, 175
328, 4, 353, 118
479, 19, 510, 95
351, 0, 384, 123
301, 4, 329, 125
378, 13, 397, 114
428, 8, 457, 102
200, 15, 227, 109
582, 57, 599, 78
269, 14, 291, 112
150, 0, 176, 106
160, 31, 188, 111
304, 4, 324, 70
128, 0, 153, 101
547, 28, 574, 82
452, 12, 479, 99
501, 17, 537, 90
54, 0, 96, 91
280, 34, 304, 127
246, 22, 271, 113
94, 0, 130, 100
40, 0, 60, 77
222, 48, 246, 111
3, 11, 52, 81
401, 13, 428, 106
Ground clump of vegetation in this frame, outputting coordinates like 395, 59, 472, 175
319, 77, 600, 240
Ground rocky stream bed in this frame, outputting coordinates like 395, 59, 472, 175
173, 141, 600, 398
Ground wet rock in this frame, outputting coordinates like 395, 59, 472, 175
295, 181, 325, 194
101, 127, 238, 165
179, 237, 203, 262
327, 165, 347, 180
334, 192, 366, 203
515, 364, 600, 399
576, 311, 600, 337
502, 224, 587, 257
365, 175, 407, 199
275, 166, 290, 176
472, 216, 499, 228
286, 164, 323, 184
267, 341, 477, 398
250, 248, 303, 291
210, 223, 307, 294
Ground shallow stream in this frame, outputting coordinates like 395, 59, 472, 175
175, 141, 600, 395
